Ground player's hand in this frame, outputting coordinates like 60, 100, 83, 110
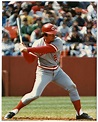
19, 43, 27, 52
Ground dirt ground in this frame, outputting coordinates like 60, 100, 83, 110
2, 117, 96, 121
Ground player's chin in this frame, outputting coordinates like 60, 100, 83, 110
48, 40, 54, 43
45, 39, 53, 43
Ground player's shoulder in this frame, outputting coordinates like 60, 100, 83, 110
54, 36, 63, 43
51, 36, 63, 50
32, 37, 44, 47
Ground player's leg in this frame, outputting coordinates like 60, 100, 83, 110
4, 67, 53, 119
54, 68, 81, 113
54, 68, 93, 120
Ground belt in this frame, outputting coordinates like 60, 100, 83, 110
38, 65, 59, 70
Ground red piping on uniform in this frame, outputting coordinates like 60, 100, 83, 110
38, 65, 59, 70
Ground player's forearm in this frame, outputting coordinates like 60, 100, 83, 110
22, 51, 37, 63
27, 45, 57, 54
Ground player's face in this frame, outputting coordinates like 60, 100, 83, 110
44, 33, 55, 43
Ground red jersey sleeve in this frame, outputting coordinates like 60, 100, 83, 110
22, 51, 37, 63
27, 44, 57, 54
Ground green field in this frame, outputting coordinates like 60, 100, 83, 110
2, 96, 96, 120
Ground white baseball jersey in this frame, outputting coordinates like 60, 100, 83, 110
32, 36, 63, 68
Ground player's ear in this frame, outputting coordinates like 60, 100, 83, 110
43, 33, 48, 37
41, 32, 48, 37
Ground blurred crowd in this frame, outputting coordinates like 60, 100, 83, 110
2, 1, 97, 57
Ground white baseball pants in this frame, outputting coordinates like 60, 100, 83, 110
21, 66, 80, 105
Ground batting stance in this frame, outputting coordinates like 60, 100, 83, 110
4, 23, 93, 120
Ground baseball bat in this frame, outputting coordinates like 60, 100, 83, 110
16, 17, 22, 43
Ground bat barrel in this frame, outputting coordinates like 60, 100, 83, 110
16, 17, 22, 43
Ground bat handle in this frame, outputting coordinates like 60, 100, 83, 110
19, 35, 23, 43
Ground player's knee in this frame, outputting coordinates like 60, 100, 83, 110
31, 92, 41, 100
32, 95, 40, 100
68, 84, 77, 92
21, 92, 40, 105
68, 84, 80, 101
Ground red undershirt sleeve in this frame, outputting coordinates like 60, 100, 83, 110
22, 51, 37, 63
27, 44, 57, 54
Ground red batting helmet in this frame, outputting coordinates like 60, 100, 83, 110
42, 23, 57, 35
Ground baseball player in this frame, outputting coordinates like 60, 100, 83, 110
4, 23, 93, 120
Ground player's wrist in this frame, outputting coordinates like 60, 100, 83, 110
19, 43, 27, 52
